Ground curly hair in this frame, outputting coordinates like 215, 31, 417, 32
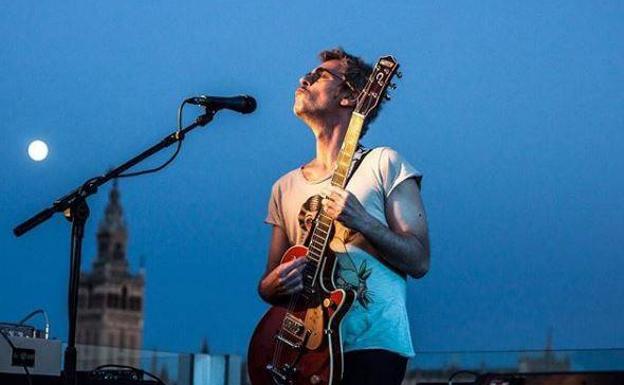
318, 47, 385, 137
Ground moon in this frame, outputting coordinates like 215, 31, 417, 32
28, 140, 49, 161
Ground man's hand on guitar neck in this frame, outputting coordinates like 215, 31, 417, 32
321, 186, 372, 233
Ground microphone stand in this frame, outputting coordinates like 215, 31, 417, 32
13, 109, 216, 385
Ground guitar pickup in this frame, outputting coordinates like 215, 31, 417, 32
282, 314, 306, 338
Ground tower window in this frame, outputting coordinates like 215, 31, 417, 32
87, 284, 94, 309
113, 242, 124, 259
121, 286, 128, 310
107, 293, 121, 308
92, 294, 104, 308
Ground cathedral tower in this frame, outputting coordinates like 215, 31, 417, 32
76, 180, 145, 368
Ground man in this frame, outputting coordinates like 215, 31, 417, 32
258, 48, 430, 385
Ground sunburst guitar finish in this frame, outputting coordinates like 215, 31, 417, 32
248, 245, 354, 385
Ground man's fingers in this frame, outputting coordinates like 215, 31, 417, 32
277, 258, 306, 289
287, 256, 307, 267
279, 273, 303, 295
284, 282, 304, 295
278, 257, 306, 277
287, 257, 307, 273
284, 263, 304, 281
282, 273, 303, 290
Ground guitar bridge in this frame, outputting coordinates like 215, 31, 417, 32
275, 334, 302, 350
270, 324, 313, 384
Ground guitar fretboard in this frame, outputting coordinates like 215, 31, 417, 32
303, 113, 365, 289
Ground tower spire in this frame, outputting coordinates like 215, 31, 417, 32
93, 179, 129, 276
99, 177, 126, 233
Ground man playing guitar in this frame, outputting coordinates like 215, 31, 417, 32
258, 48, 430, 385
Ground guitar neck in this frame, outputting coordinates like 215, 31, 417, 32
330, 112, 365, 188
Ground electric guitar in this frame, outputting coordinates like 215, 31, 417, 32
248, 56, 400, 385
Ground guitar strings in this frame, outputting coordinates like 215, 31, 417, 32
272, 228, 325, 372
271, 148, 361, 373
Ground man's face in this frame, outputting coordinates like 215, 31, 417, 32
293, 59, 351, 119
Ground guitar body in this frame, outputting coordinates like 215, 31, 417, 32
248, 245, 356, 385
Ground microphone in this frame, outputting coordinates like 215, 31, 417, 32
186, 95, 257, 114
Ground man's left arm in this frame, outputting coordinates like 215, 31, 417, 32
322, 178, 430, 278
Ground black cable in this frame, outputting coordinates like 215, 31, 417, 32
0, 329, 33, 385
18, 309, 50, 339
92, 364, 167, 385
117, 100, 187, 178
448, 370, 479, 385
117, 139, 182, 178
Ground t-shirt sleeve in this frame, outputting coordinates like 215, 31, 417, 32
265, 181, 284, 228
379, 147, 423, 198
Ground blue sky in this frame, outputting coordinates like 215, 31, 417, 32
1, 1, 623, 357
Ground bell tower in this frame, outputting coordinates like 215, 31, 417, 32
76, 179, 145, 368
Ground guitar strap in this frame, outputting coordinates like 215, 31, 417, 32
345, 145, 372, 187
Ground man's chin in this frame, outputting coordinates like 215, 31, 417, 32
293, 103, 305, 117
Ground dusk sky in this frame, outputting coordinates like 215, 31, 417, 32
1, 1, 623, 359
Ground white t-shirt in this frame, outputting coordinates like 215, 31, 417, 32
265, 147, 421, 357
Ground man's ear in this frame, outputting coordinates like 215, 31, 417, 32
339, 94, 357, 108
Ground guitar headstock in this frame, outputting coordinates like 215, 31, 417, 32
354, 55, 401, 118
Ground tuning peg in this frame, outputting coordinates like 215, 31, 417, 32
396, 71, 403, 79
389, 83, 397, 89
384, 93, 392, 101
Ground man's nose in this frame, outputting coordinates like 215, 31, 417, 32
299, 75, 311, 88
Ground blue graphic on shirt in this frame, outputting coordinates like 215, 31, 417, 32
335, 255, 374, 308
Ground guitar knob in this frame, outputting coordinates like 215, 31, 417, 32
322, 298, 332, 308
310, 374, 322, 384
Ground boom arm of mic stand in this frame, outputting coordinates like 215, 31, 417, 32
13, 109, 215, 237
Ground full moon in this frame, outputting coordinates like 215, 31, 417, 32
28, 140, 49, 161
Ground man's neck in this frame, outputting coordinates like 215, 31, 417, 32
304, 113, 351, 171
313, 124, 347, 170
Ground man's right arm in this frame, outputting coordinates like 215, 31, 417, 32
258, 225, 306, 305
